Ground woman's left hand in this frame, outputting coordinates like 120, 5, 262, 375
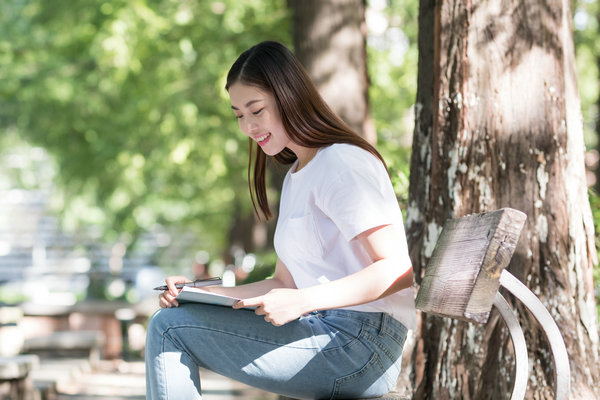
233, 288, 307, 326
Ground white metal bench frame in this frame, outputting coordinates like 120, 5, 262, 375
415, 208, 570, 400
495, 270, 570, 400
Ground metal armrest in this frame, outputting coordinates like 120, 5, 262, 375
499, 270, 570, 400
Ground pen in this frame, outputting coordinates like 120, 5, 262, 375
153, 277, 222, 291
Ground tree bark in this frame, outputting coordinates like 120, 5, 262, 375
288, 0, 376, 143
407, 1, 600, 399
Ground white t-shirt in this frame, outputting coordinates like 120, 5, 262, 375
273, 143, 417, 330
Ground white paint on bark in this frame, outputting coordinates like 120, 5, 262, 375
536, 152, 548, 200
447, 146, 460, 209
447, 146, 459, 187
465, 323, 480, 354
537, 214, 548, 243
424, 221, 442, 258
405, 200, 421, 230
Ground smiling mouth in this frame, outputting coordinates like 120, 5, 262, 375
255, 133, 271, 145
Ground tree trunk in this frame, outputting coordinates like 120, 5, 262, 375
288, 0, 376, 143
407, 1, 600, 399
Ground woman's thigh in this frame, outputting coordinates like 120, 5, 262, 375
147, 305, 406, 399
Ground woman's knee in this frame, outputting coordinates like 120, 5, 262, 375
147, 308, 173, 340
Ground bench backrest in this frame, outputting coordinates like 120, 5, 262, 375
415, 208, 526, 323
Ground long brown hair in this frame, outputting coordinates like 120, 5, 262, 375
226, 41, 386, 220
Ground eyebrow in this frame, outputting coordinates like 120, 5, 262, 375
231, 99, 264, 110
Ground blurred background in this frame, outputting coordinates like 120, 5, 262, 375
0, 0, 599, 365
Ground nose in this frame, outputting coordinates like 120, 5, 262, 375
242, 118, 259, 135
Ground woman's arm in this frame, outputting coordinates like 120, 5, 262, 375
301, 224, 414, 308
235, 224, 413, 325
158, 258, 297, 308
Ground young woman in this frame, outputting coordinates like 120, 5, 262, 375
146, 41, 416, 400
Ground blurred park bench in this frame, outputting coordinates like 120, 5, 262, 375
0, 188, 161, 399
0, 298, 154, 400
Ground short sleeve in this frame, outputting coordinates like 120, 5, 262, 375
317, 159, 402, 241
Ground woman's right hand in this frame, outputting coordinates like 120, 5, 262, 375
158, 275, 191, 308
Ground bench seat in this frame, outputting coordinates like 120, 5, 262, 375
23, 330, 105, 366
0, 354, 39, 400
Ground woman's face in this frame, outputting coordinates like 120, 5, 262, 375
228, 82, 291, 157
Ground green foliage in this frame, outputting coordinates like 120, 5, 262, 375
367, 0, 418, 209
573, 1, 600, 319
244, 250, 278, 283
1, 0, 420, 270
573, 0, 600, 148
0, 0, 290, 258
5, 0, 596, 296
368, 0, 419, 137
0, 287, 28, 305
587, 190, 600, 317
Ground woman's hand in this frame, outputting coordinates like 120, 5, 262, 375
233, 288, 307, 326
158, 275, 191, 308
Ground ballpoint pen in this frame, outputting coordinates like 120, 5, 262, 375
153, 277, 222, 291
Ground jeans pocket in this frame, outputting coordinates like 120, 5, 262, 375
331, 352, 391, 399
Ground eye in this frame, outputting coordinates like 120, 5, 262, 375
235, 114, 243, 119
253, 108, 264, 116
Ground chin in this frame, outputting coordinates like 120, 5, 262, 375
261, 146, 285, 157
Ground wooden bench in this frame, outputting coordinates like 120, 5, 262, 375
279, 208, 569, 399
415, 208, 570, 400
0, 354, 39, 400
23, 330, 105, 367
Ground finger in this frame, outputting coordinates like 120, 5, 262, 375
159, 294, 170, 308
159, 293, 172, 308
253, 306, 265, 316
168, 294, 179, 307
159, 292, 179, 308
162, 291, 175, 302
165, 278, 180, 297
165, 276, 190, 297
232, 298, 258, 309
235, 296, 263, 309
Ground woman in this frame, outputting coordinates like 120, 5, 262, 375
146, 41, 416, 400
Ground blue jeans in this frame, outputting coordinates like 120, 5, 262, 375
145, 304, 408, 399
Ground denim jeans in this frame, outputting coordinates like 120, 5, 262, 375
145, 304, 408, 400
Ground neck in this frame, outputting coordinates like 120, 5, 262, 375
289, 145, 318, 172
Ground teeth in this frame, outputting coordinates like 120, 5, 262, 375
256, 133, 270, 142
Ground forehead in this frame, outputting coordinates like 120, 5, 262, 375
229, 83, 271, 108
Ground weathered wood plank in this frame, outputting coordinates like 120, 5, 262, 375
415, 208, 526, 323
